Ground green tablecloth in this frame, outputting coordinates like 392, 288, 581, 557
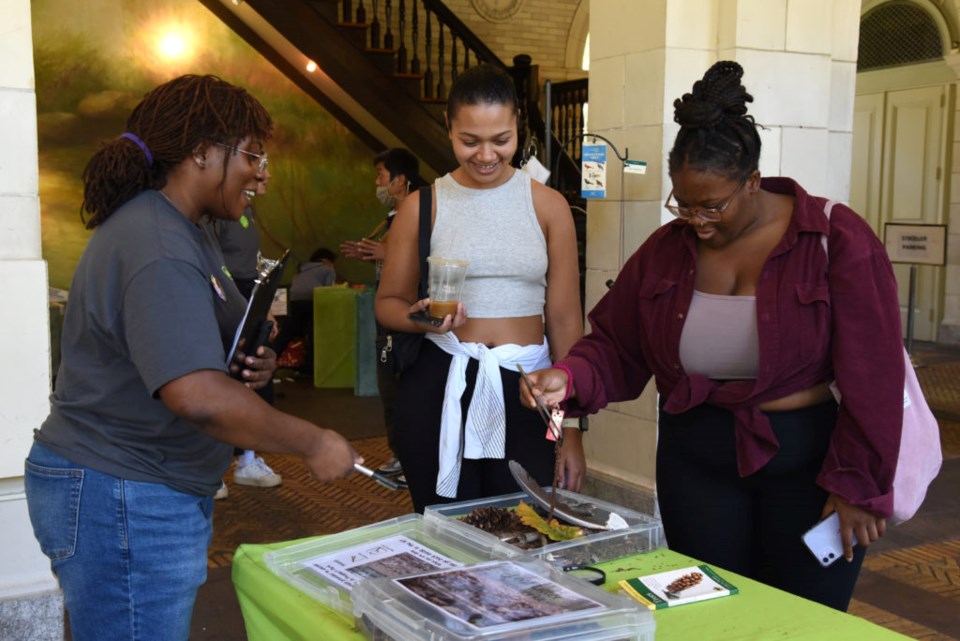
231, 537, 910, 641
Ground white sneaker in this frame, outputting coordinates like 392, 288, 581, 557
214, 481, 229, 500
376, 457, 403, 475
233, 457, 282, 487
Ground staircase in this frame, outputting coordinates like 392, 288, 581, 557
201, 0, 589, 302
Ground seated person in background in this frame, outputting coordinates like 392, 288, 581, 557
272, 248, 338, 370
289, 248, 338, 299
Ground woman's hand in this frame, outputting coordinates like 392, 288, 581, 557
304, 428, 363, 482
558, 429, 586, 492
231, 344, 277, 390
519, 367, 570, 410
822, 493, 887, 561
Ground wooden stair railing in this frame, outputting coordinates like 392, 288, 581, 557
236, 0, 455, 172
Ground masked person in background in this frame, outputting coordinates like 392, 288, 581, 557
341, 149, 427, 487
24, 75, 360, 641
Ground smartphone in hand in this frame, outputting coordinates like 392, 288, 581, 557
802, 512, 858, 567
408, 310, 444, 327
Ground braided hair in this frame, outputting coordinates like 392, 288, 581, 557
668, 61, 761, 181
80, 74, 273, 229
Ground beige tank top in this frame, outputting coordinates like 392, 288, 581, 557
678, 290, 759, 380
431, 171, 547, 318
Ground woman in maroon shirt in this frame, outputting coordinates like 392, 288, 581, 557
523, 61, 903, 611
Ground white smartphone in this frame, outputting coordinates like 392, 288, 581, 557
802, 512, 858, 567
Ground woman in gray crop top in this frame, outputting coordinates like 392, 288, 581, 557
375, 64, 586, 513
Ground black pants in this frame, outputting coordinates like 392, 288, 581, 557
656, 400, 864, 611
394, 340, 556, 513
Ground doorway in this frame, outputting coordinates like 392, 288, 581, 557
851, 82, 949, 341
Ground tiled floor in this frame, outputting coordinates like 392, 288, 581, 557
191, 342, 960, 641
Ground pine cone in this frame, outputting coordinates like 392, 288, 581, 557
666, 572, 703, 594
461, 507, 522, 532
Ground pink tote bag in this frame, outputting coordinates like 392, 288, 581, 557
822, 201, 942, 525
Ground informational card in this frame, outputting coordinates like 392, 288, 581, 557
581, 144, 607, 199
620, 564, 738, 610
302, 535, 463, 591
396, 561, 604, 629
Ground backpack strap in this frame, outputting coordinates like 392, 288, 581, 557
821, 199, 838, 270
416, 186, 432, 300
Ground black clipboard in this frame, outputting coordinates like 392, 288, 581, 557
225, 249, 291, 377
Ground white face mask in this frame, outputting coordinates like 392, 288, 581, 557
376, 184, 397, 208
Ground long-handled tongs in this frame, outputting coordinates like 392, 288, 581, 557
354, 463, 402, 491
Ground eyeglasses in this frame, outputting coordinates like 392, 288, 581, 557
213, 142, 268, 174
664, 179, 744, 223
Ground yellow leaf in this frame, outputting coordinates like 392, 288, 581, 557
515, 501, 583, 541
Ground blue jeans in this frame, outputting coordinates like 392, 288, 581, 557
24, 443, 213, 641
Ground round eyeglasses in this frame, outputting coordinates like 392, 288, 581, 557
213, 142, 268, 174
664, 179, 744, 223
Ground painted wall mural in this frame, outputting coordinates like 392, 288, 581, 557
33, 0, 384, 289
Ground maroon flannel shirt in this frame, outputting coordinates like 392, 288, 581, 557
561, 178, 904, 517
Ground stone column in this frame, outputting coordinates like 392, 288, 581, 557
940, 51, 960, 343
581, 0, 860, 514
0, 1, 63, 639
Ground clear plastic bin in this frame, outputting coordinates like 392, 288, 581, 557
352, 558, 656, 641
424, 490, 663, 568
264, 513, 522, 616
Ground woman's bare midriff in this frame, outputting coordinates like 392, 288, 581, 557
453, 315, 545, 348
757, 382, 834, 412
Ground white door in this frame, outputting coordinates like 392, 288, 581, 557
850, 86, 946, 341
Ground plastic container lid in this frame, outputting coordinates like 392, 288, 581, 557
424, 489, 663, 568
264, 513, 522, 616
352, 558, 656, 641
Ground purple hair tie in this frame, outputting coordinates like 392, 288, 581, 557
120, 132, 153, 168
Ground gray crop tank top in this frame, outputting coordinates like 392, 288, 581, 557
678, 290, 759, 380
431, 170, 547, 318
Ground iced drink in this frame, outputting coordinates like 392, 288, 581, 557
427, 257, 468, 319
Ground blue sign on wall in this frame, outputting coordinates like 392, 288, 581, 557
581, 144, 607, 199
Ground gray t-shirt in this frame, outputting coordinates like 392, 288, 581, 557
36, 191, 247, 496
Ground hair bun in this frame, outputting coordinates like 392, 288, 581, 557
673, 60, 753, 128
